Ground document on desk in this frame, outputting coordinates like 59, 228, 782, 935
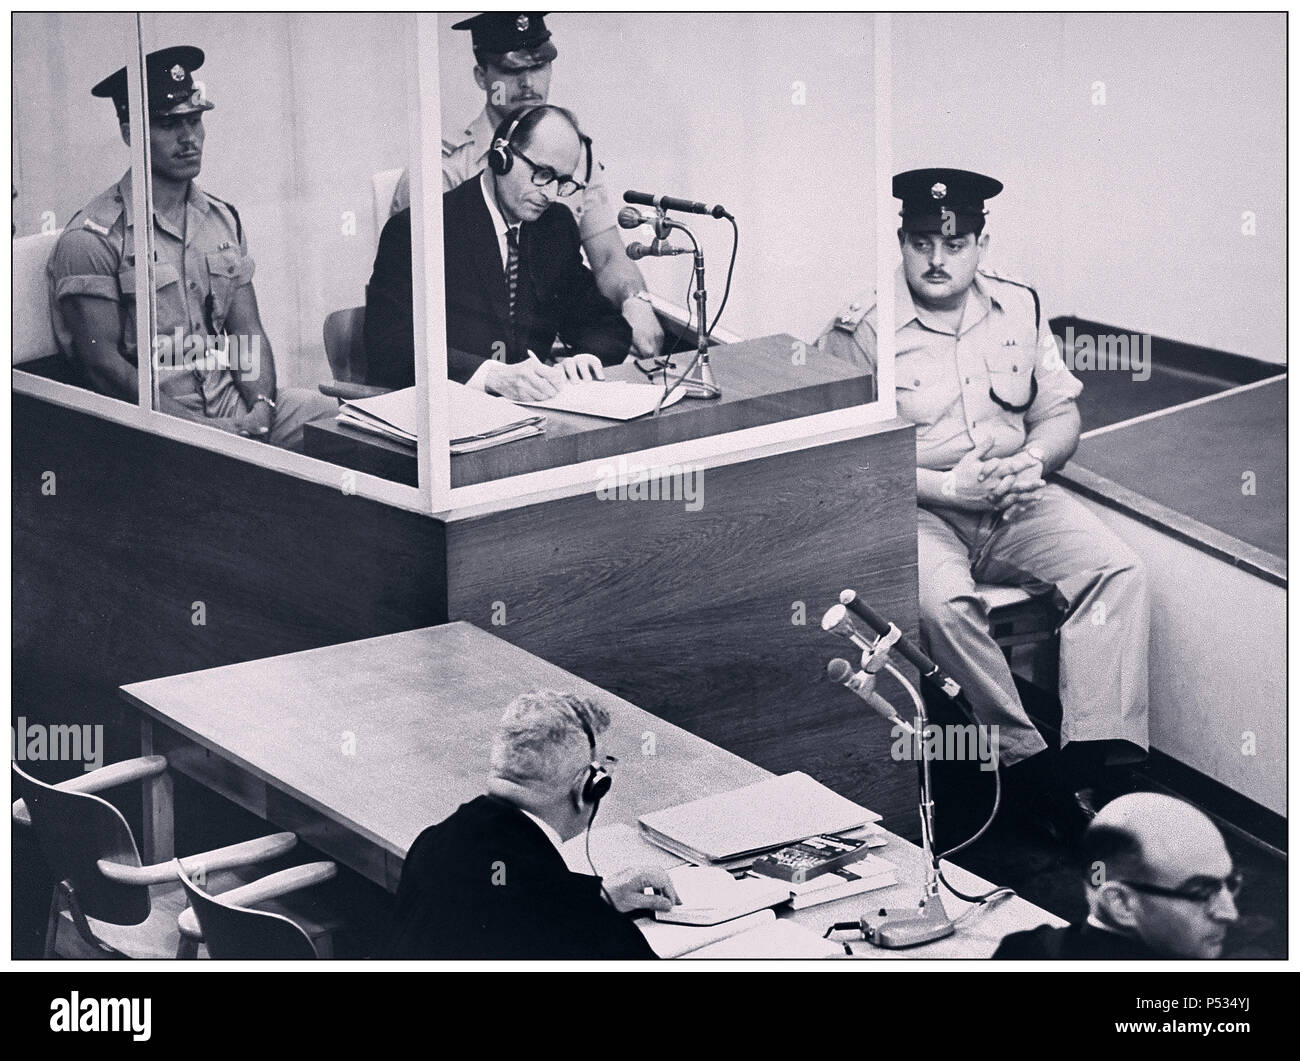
511, 380, 686, 420
683, 919, 844, 959
448, 382, 545, 453
638, 771, 880, 865
338, 386, 418, 446
637, 909, 776, 959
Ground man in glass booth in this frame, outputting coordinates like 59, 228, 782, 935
46, 45, 336, 449
387, 11, 664, 361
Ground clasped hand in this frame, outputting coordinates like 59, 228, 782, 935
944, 438, 1045, 521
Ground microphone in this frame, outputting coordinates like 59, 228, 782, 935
827, 658, 915, 735
838, 589, 961, 700
624, 189, 730, 219
618, 205, 678, 240
626, 240, 692, 260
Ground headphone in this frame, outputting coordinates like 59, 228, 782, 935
487, 105, 594, 186
570, 705, 612, 808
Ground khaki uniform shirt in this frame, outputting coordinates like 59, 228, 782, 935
816, 266, 1082, 470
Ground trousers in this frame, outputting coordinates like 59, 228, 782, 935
917, 484, 1150, 766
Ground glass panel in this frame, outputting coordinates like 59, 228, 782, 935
134, 13, 420, 477
406, 12, 880, 495
12, 13, 143, 400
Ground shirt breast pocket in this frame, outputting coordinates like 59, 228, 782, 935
985, 347, 1035, 412
116, 261, 181, 301
206, 249, 251, 331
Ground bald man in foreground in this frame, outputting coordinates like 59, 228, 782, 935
994, 793, 1240, 959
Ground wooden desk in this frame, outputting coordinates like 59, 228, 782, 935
120, 622, 1060, 957
301, 333, 874, 488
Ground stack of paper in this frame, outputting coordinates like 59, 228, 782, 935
638, 772, 881, 866
338, 387, 418, 446
784, 852, 898, 910
337, 383, 547, 453
652, 866, 791, 926
449, 382, 545, 453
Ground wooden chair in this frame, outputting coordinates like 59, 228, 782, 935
12, 758, 299, 959
319, 305, 391, 401
176, 859, 338, 959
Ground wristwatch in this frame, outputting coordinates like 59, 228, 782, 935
624, 290, 654, 308
1025, 443, 1047, 468
254, 393, 277, 411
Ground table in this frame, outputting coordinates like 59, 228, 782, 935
120, 622, 1061, 958
302, 333, 874, 488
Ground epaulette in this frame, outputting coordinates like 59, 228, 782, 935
442, 136, 463, 157
832, 293, 875, 332
979, 267, 1040, 329
80, 216, 112, 237
205, 192, 244, 245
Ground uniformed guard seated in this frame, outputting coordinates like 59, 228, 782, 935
387, 12, 664, 361
816, 168, 1150, 843
46, 46, 336, 450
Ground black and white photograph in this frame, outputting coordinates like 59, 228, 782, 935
7, 4, 1293, 1034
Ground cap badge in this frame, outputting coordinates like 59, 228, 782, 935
516, 15, 529, 31
930, 182, 947, 200
170, 64, 186, 82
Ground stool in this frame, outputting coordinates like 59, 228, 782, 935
974, 583, 1061, 663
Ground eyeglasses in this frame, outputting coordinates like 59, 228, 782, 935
512, 146, 585, 198
1115, 869, 1243, 905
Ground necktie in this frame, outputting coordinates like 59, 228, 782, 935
506, 226, 520, 324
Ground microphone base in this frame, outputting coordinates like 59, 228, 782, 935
859, 894, 955, 949
675, 355, 721, 400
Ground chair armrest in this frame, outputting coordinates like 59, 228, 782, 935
212, 861, 338, 908
318, 381, 391, 401
102, 831, 298, 886
12, 755, 168, 827
176, 861, 338, 939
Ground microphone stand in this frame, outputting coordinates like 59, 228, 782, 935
648, 207, 719, 403
835, 620, 955, 948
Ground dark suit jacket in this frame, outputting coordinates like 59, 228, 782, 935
993, 921, 1164, 960
363, 177, 631, 388
387, 795, 658, 960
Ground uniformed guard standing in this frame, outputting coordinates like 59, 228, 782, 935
47, 45, 336, 449
389, 12, 664, 359
816, 168, 1150, 842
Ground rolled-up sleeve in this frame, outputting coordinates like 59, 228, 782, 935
48, 228, 120, 302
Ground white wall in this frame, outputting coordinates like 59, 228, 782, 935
893, 12, 1285, 363
13, 12, 413, 389
435, 12, 878, 345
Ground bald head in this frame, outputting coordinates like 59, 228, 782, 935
1083, 793, 1238, 958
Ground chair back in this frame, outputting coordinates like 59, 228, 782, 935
372, 167, 405, 233
11, 762, 150, 925
322, 306, 368, 384
12, 231, 61, 364
176, 864, 317, 959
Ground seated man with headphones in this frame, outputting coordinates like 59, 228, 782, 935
364, 104, 633, 398
387, 689, 679, 960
